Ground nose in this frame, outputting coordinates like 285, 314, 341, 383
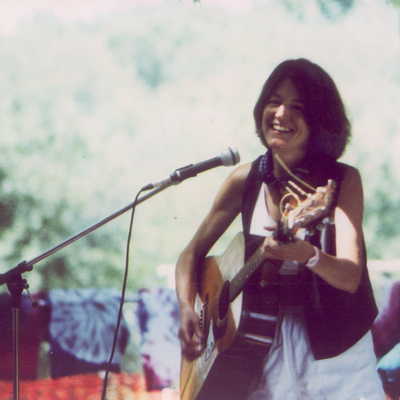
275, 104, 290, 119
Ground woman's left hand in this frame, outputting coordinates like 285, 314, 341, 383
261, 234, 315, 265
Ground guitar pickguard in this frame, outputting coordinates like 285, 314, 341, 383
204, 321, 215, 361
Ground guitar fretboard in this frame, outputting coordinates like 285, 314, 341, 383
229, 246, 265, 301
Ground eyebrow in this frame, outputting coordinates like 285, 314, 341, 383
270, 94, 304, 104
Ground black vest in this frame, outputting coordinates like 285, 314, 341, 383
241, 156, 378, 360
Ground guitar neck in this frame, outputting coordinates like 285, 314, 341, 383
229, 246, 265, 301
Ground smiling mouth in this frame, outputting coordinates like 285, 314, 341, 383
272, 124, 293, 133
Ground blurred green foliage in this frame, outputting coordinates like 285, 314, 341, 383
0, 0, 399, 294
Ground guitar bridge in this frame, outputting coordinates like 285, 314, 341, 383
200, 293, 209, 333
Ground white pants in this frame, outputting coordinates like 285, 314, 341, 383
247, 307, 385, 400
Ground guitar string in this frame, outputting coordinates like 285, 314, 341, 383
200, 246, 263, 318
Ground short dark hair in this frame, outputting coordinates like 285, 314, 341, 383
253, 58, 351, 160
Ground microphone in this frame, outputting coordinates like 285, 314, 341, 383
143, 147, 240, 190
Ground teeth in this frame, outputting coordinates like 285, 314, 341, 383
273, 125, 292, 133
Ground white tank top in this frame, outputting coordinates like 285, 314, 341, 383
249, 183, 303, 275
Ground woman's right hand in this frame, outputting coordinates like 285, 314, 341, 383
178, 304, 205, 361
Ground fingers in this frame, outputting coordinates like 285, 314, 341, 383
180, 335, 205, 361
178, 310, 206, 360
179, 331, 205, 361
178, 321, 203, 347
263, 223, 277, 232
262, 235, 310, 263
262, 235, 284, 255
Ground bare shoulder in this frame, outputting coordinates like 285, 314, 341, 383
336, 165, 363, 220
340, 166, 363, 195
224, 162, 253, 188
343, 165, 361, 181
211, 162, 253, 214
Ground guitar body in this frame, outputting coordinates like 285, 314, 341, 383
180, 233, 280, 400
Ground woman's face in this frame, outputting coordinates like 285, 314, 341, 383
261, 78, 310, 160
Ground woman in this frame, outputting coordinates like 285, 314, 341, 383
176, 59, 385, 399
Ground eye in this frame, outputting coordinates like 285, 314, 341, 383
291, 103, 304, 112
267, 98, 281, 107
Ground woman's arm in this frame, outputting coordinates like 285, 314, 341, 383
261, 167, 364, 294
175, 163, 251, 359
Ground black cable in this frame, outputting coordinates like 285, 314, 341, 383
100, 188, 143, 400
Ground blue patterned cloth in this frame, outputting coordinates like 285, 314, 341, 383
47, 288, 130, 378
136, 287, 180, 390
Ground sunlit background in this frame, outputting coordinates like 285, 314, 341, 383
0, 0, 399, 395
0, 0, 399, 290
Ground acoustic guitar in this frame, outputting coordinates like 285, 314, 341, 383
179, 179, 337, 400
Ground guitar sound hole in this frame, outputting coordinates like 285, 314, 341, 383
218, 280, 230, 321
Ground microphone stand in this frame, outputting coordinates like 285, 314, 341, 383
1, 275, 24, 400
0, 182, 174, 400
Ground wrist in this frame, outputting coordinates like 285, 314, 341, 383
304, 246, 320, 268
178, 299, 195, 312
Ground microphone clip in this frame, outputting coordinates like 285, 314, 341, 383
171, 163, 201, 182
142, 147, 240, 191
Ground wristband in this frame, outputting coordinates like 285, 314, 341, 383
305, 246, 320, 268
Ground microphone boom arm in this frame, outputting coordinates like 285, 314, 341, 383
24, 184, 171, 269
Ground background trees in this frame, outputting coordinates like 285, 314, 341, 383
0, 0, 399, 293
